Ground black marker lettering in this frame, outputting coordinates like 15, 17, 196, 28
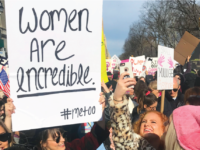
30, 38, 40, 62
19, 8, 38, 34
17, 67, 27, 92
38, 67, 44, 89
40, 10, 51, 31
55, 41, 75, 61
26, 68, 38, 91
45, 68, 52, 88
41, 39, 55, 62
78, 9, 91, 32
77, 64, 84, 86
49, 9, 68, 32
59, 64, 66, 86
52, 68, 58, 86
69, 10, 77, 31
84, 66, 92, 84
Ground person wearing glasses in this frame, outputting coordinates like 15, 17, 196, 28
165, 78, 184, 111
35, 93, 108, 150
131, 90, 158, 124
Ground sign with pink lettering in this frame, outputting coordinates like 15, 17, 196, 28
129, 56, 145, 76
106, 59, 117, 73
157, 45, 174, 90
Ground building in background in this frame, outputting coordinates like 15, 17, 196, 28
103, 33, 111, 59
0, 0, 7, 58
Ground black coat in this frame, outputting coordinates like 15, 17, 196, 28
156, 97, 173, 117
131, 106, 145, 124
165, 91, 184, 111
194, 77, 200, 87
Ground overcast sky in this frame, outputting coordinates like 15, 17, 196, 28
103, 0, 146, 57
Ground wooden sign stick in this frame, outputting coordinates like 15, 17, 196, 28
160, 90, 165, 113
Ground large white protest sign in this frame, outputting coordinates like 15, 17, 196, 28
157, 45, 174, 90
5, 0, 103, 131
129, 55, 145, 76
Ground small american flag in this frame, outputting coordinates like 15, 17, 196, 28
0, 68, 10, 97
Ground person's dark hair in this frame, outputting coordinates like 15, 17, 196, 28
139, 76, 145, 81
174, 65, 184, 75
134, 80, 148, 97
35, 128, 64, 149
154, 71, 157, 80
134, 76, 138, 82
198, 70, 200, 77
184, 87, 200, 104
0, 119, 12, 145
185, 96, 200, 106
113, 74, 118, 80
137, 93, 158, 113
2, 95, 8, 104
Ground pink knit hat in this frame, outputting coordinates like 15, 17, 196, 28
173, 105, 200, 150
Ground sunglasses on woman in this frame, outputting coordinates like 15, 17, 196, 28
48, 131, 67, 143
0, 133, 11, 142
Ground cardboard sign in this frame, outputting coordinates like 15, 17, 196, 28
174, 31, 200, 65
157, 45, 174, 90
5, 0, 103, 131
129, 56, 145, 76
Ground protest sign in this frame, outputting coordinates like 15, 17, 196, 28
129, 55, 145, 76
111, 55, 121, 65
5, 0, 103, 131
121, 59, 129, 63
174, 31, 200, 65
144, 57, 158, 75
157, 45, 174, 90
106, 59, 117, 73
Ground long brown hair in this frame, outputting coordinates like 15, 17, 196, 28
137, 93, 158, 114
0, 119, 13, 147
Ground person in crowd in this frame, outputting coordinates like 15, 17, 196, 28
0, 119, 12, 149
109, 72, 159, 149
134, 80, 148, 102
165, 77, 184, 111
133, 111, 168, 138
194, 70, 200, 87
149, 80, 172, 117
35, 93, 109, 150
107, 72, 113, 81
131, 92, 158, 124
164, 105, 200, 150
174, 55, 191, 75
174, 73, 186, 93
183, 87, 200, 106
139, 77, 145, 83
184, 87, 200, 104
184, 72, 197, 90
106, 73, 118, 93
145, 71, 156, 86
185, 95, 200, 106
